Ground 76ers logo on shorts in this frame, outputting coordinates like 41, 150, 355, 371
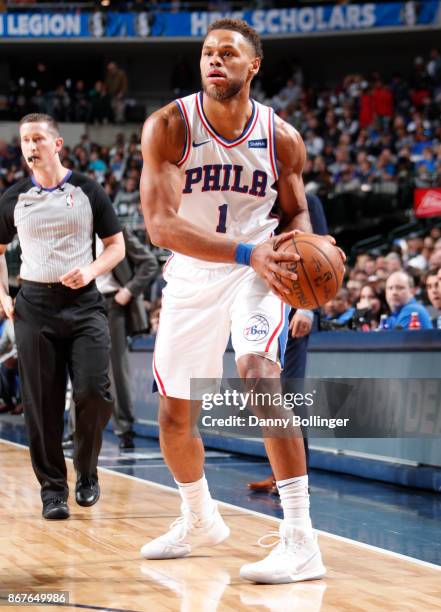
243, 315, 270, 342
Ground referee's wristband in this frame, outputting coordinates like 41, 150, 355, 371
235, 243, 255, 266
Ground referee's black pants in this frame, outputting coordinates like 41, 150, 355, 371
14, 281, 114, 504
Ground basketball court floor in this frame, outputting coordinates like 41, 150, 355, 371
1, 414, 441, 611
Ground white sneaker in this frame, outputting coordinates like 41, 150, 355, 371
240, 523, 326, 584
140, 503, 230, 560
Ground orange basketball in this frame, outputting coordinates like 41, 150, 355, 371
274, 233, 345, 309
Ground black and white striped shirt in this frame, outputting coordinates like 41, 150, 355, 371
0, 170, 121, 282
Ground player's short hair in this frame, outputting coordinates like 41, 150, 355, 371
207, 18, 263, 61
19, 113, 60, 138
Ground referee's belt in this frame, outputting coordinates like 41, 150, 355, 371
22, 280, 95, 291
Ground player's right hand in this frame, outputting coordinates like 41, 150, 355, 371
0, 294, 14, 319
250, 232, 300, 300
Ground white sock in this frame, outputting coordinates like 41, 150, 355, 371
175, 474, 215, 519
277, 475, 312, 532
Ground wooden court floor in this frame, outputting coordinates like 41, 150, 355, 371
1, 440, 441, 612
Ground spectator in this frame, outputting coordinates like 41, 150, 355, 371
384, 252, 403, 273
88, 150, 107, 182
325, 288, 355, 325
425, 268, 441, 324
113, 176, 140, 217
89, 81, 113, 124
356, 283, 386, 329
372, 79, 394, 127
104, 61, 128, 123
346, 279, 362, 304
385, 271, 432, 329
50, 85, 71, 122
72, 80, 92, 123
109, 151, 126, 182
427, 49, 441, 90
406, 234, 427, 270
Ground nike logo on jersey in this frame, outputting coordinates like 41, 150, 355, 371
23, 202, 33, 207
192, 139, 211, 148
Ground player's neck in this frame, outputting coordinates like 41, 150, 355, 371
32, 159, 69, 189
202, 90, 253, 141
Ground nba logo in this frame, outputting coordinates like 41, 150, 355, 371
66, 193, 74, 208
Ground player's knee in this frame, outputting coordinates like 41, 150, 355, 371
159, 405, 191, 435
237, 353, 280, 380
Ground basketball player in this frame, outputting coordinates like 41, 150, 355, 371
140, 19, 338, 583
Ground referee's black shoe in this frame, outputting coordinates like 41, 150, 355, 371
75, 475, 100, 507
42, 498, 70, 520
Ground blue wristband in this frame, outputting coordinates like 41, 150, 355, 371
235, 243, 255, 266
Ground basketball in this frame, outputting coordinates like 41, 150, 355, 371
274, 233, 345, 309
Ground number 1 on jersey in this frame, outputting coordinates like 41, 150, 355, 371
216, 203, 228, 234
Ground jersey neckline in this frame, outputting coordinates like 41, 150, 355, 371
31, 169, 73, 192
196, 91, 258, 147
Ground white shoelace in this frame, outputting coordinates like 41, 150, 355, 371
257, 531, 306, 556
166, 512, 205, 543
258, 531, 282, 549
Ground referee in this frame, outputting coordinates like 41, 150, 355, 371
0, 114, 125, 520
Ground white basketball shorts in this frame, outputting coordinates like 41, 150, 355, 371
152, 255, 290, 399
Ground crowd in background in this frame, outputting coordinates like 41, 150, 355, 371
0, 61, 129, 124
322, 228, 441, 331
252, 49, 441, 195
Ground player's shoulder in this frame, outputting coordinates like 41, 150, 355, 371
273, 111, 305, 170
144, 100, 186, 135
0, 176, 33, 207
273, 112, 302, 146
142, 99, 188, 163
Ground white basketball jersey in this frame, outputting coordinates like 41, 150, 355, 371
174, 91, 279, 268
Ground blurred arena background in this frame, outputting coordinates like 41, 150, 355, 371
1, 1, 441, 609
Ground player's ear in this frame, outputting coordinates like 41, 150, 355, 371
249, 57, 260, 79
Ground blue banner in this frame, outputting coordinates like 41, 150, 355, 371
0, 3, 439, 39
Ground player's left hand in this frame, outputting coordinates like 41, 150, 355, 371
59, 266, 95, 289
323, 233, 346, 263
251, 232, 300, 300
114, 287, 132, 306
290, 311, 313, 338
290, 229, 347, 263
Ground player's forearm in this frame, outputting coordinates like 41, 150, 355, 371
279, 208, 313, 234
149, 213, 238, 263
